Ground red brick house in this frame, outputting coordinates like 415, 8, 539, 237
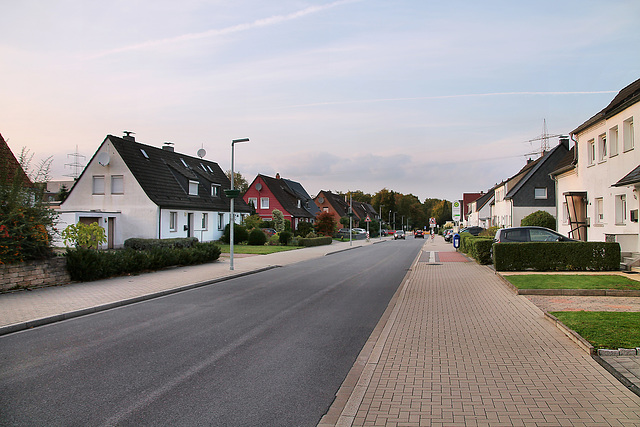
243, 174, 318, 230
0, 133, 33, 187
314, 190, 378, 228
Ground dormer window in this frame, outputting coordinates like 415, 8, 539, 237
211, 184, 221, 197
297, 199, 301, 208
189, 180, 199, 196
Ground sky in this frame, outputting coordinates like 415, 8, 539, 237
2, 0, 639, 202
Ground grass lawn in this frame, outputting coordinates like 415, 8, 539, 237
504, 274, 640, 290
216, 244, 302, 255
550, 311, 640, 349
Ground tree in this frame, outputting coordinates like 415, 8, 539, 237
315, 211, 337, 236
224, 170, 249, 194
61, 222, 107, 250
272, 209, 285, 233
521, 210, 556, 230
0, 147, 57, 264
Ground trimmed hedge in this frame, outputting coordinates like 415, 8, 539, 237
124, 237, 199, 250
297, 236, 333, 247
459, 233, 493, 265
66, 242, 221, 282
493, 242, 621, 271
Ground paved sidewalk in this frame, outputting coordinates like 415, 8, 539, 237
322, 239, 640, 426
0, 237, 382, 334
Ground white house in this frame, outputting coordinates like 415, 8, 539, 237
491, 139, 569, 228
552, 78, 639, 253
57, 133, 251, 248
466, 188, 494, 228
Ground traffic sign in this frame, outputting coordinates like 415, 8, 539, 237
365, 215, 371, 222
452, 200, 461, 222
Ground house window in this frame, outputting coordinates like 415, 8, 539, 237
595, 198, 604, 223
111, 175, 124, 194
260, 197, 269, 209
247, 197, 257, 209
587, 139, 595, 166
623, 117, 634, 152
169, 212, 177, 231
534, 187, 547, 200
218, 213, 225, 231
597, 133, 607, 162
562, 202, 569, 225
202, 213, 208, 230
92, 176, 105, 194
609, 126, 619, 157
323, 207, 329, 212
189, 180, 199, 196
211, 184, 220, 197
615, 194, 627, 225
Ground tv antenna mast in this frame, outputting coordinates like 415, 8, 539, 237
64, 145, 86, 179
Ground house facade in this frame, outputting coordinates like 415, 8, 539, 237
243, 174, 318, 230
314, 190, 378, 229
492, 139, 569, 228
466, 189, 494, 229
58, 134, 251, 248
461, 192, 483, 226
552, 78, 639, 252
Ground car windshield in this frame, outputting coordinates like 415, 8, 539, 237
529, 229, 560, 242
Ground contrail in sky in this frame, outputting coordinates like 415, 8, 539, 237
279, 91, 618, 108
89, 0, 360, 59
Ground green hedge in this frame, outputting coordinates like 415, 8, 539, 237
66, 242, 221, 282
124, 237, 199, 250
493, 242, 620, 271
459, 233, 493, 265
297, 236, 333, 247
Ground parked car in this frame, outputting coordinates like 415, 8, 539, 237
414, 230, 424, 238
336, 228, 350, 237
458, 226, 484, 236
352, 228, 366, 234
261, 228, 277, 236
493, 226, 576, 243
443, 229, 454, 242
394, 230, 405, 240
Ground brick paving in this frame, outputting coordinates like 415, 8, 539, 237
327, 243, 640, 426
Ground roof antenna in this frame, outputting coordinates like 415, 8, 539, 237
123, 131, 136, 141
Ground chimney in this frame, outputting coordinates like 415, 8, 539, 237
559, 135, 570, 149
123, 131, 135, 142
275, 173, 280, 179
163, 142, 175, 152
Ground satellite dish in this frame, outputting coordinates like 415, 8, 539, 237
255, 183, 262, 191
197, 148, 206, 158
97, 152, 110, 166
318, 197, 324, 204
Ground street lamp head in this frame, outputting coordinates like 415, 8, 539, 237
232, 138, 250, 145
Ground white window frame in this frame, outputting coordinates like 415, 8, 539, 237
260, 197, 269, 209
111, 175, 124, 194
562, 202, 569, 225
218, 213, 225, 231
189, 180, 199, 196
587, 139, 595, 166
609, 126, 619, 157
92, 176, 105, 195
211, 184, 220, 197
534, 187, 547, 200
623, 117, 634, 152
597, 133, 607, 162
247, 197, 257, 209
169, 211, 177, 231
201, 213, 208, 230
615, 194, 627, 225
595, 197, 604, 223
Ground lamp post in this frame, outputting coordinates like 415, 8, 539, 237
226, 137, 249, 271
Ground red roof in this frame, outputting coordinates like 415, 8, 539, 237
0, 133, 33, 187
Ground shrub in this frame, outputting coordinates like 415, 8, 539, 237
279, 231, 292, 245
124, 237, 198, 250
296, 221, 313, 237
459, 233, 493, 265
478, 226, 499, 238
272, 209, 285, 233
220, 223, 248, 244
520, 210, 556, 230
248, 228, 267, 246
493, 242, 620, 271
62, 222, 107, 249
242, 214, 262, 231
297, 236, 333, 247
65, 242, 221, 281
315, 211, 337, 236
267, 235, 280, 246
306, 231, 317, 238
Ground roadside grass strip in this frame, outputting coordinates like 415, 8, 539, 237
505, 274, 640, 290
550, 311, 640, 350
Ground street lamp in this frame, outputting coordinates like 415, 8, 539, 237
226, 137, 249, 271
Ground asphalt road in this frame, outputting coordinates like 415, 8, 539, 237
0, 238, 424, 427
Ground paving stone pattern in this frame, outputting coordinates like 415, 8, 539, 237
345, 261, 640, 426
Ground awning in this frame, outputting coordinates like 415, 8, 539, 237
613, 164, 640, 187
